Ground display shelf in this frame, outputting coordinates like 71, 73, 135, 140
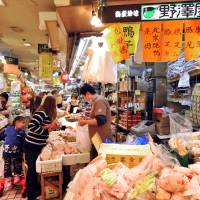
169, 66, 200, 83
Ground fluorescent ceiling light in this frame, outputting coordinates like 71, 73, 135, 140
23, 42, 31, 47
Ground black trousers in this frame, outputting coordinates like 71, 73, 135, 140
24, 149, 41, 199
3, 152, 23, 178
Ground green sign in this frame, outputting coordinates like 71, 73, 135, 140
142, 2, 200, 21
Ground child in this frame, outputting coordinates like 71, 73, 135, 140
0, 116, 25, 191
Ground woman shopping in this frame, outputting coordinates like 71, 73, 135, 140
24, 96, 58, 200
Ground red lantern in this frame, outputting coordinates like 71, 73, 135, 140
61, 74, 69, 83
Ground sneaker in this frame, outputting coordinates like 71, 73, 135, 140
13, 175, 21, 185
4, 178, 12, 191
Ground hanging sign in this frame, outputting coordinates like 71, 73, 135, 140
61, 73, 69, 83
142, 22, 162, 62
104, 24, 130, 63
100, 2, 200, 23
4, 56, 18, 65
39, 53, 53, 80
121, 24, 140, 54
162, 21, 183, 61
38, 44, 49, 54
184, 20, 200, 60
100, 4, 141, 23
141, 2, 200, 21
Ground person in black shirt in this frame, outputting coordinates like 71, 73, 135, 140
24, 96, 57, 200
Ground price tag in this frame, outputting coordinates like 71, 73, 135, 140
135, 90, 141, 96
91, 132, 102, 152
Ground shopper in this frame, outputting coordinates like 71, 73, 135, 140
30, 96, 42, 115
24, 96, 57, 200
67, 93, 79, 113
0, 92, 10, 118
78, 83, 112, 141
0, 116, 25, 191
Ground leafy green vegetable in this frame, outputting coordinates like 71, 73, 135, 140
100, 168, 117, 186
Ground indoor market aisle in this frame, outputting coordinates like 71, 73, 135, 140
1, 188, 27, 200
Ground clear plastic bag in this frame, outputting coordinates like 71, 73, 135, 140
76, 125, 91, 152
169, 113, 193, 134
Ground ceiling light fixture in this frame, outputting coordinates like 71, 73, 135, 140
0, 0, 5, 6
24, 72, 28, 76
23, 42, 31, 47
91, 10, 102, 27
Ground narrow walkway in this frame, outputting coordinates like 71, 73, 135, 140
0, 186, 26, 200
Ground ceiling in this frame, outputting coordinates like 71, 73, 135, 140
0, 0, 55, 73
57, 0, 192, 33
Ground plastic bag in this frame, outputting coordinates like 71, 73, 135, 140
133, 134, 149, 145
169, 113, 193, 134
131, 121, 156, 136
76, 125, 91, 152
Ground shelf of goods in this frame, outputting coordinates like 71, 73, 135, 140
168, 66, 200, 83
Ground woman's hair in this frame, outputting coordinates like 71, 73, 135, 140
38, 96, 57, 121
13, 116, 25, 126
34, 96, 42, 111
0, 92, 9, 102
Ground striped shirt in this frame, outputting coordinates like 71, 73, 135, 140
25, 111, 51, 147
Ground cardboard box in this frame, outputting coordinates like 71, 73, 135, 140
98, 143, 151, 168
156, 122, 170, 135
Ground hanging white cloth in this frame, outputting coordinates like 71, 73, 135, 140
82, 37, 117, 84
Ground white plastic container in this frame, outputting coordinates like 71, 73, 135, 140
36, 156, 62, 173
62, 153, 90, 166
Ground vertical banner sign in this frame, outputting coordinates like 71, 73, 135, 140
185, 20, 200, 61
39, 53, 53, 80
104, 24, 130, 63
162, 21, 183, 61
121, 24, 140, 54
142, 22, 162, 62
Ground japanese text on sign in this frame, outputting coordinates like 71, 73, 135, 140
39, 53, 53, 80
142, 22, 162, 62
162, 21, 183, 61
142, 2, 200, 20
185, 20, 200, 60
115, 10, 139, 18
121, 24, 140, 54
104, 24, 130, 63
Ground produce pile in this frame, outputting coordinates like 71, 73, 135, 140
169, 132, 200, 162
68, 140, 200, 200
40, 127, 81, 161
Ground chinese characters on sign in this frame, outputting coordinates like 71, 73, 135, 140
104, 24, 130, 63
162, 21, 183, 61
185, 20, 200, 60
115, 10, 139, 18
142, 22, 162, 62
142, 2, 200, 21
39, 53, 53, 80
121, 24, 140, 54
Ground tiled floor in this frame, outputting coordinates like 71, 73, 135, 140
0, 186, 26, 200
